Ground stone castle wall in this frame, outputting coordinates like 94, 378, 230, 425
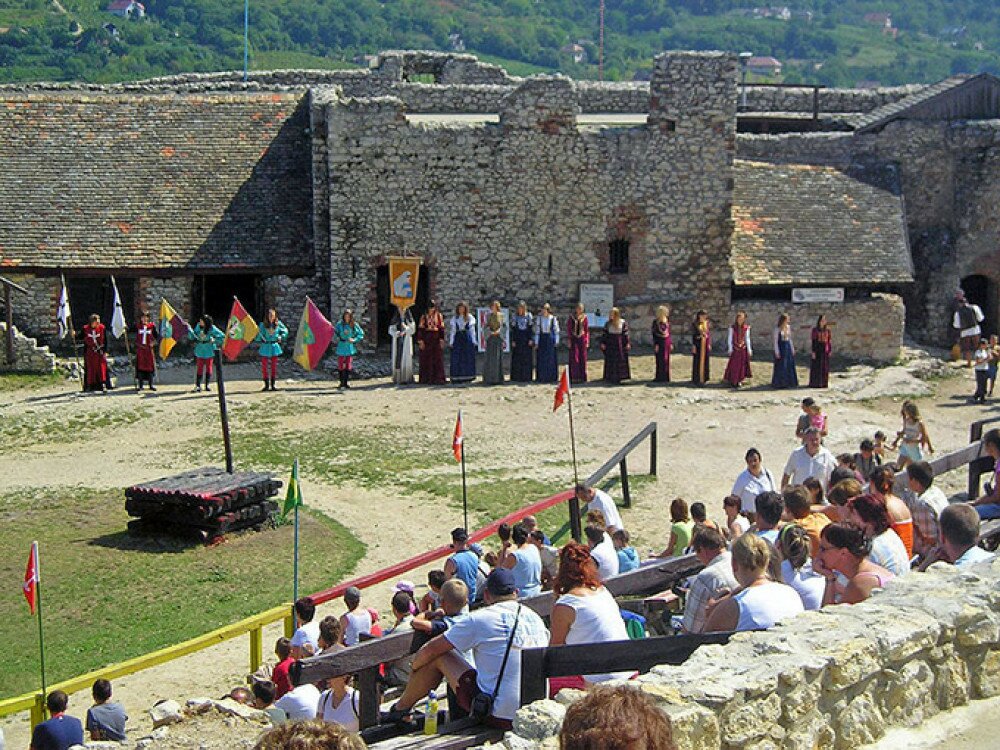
320, 52, 739, 339
0, 323, 57, 372
505, 557, 1000, 749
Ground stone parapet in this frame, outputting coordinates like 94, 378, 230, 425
0, 322, 57, 372
504, 556, 1000, 748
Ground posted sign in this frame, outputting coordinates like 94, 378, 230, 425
792, 288, 844, 304
580, 283, 614, 328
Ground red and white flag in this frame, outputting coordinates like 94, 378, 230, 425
23, 541, 39, 616
452, 410, 464, 463
553, 368, 571, 412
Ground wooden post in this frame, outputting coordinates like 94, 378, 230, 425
249, 625, 264, 673
568, 495, 582, 543
649, 424, 657, 476
619, 457, 631, 508
357, 665, 380, 730
519, 647, 547, 708
30, 694, 45, 727
3, 282, 13, 365
283, 612, 295, 639
213, 350, 235, 474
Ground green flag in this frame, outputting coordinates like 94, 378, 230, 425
283, 459, 303, 517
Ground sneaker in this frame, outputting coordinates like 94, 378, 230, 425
380, 704, 414, 725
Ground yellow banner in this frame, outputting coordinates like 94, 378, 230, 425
388, 256, 422, 310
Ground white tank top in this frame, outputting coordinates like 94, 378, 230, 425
343, 609, 372, 646
734, 581, 804, 631
556, 588, 632, 683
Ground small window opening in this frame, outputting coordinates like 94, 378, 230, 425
609, 239, 630, 274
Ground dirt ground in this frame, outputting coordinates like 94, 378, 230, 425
1, 345, 997, 748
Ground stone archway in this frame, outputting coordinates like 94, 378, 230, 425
961, 274, 998, 337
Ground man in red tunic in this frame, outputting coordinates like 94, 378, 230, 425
83, 313, 109, 393
135, 311, 158, 391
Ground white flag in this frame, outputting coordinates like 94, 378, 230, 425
110, 276, 126, 339
56, 277, 71, 339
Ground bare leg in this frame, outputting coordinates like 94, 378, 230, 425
395, 651, 472, 711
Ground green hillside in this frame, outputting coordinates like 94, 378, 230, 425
1, 0, 999, 85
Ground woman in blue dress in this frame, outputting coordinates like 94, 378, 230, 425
771, 312, 799, 389
191, 315, 224, 393
509, 301, 534, 383
448, 301, 477, 383
534, 302, 560, 382
334, 309, 364, 389
255, 308, 288, 392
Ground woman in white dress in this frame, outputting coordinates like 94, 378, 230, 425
389, 306, 416, 384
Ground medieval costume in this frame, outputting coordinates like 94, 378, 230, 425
567, 308, 590, 383
192, 317, 225, 392
255, 312, 289, 392
724, 316, 752, 388
651, 308, 672, 383
691, 313, 711, 385
509, 305, 534, 382
534, 307, 560, 383
771, 317, 799, 389
448, 308, 477, 383
334, 313, 364, 389
417, 305, 447, 384
809, 318, 832, 389
83, 317, 109, 393
483, 304, 505, 385
601, 312, 631, 384
390, 307, 416, 385
135, 318, 158, 391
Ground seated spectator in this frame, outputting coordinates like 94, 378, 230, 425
905, 461, 949, 557
869, 465, 914, 557
783, 485, 829, 557
822, 479, 863, 523
753, 491, 784, 544
690, 502, 723, 537
253, 720, 366, 750
681, 526, 737, 634
549, 542, 633, 691
658, 498, 694, 558
970, 428, 1000, 520
803, 477, 825, 507
846, 494, 910, 576
229, 687, 254, 705
612, 529, 640, 573
420, 570, 447, 612
339, 587, 372, 646
559, 685, 674, 750
290, 596, 320, 659
444, 527, 481, 605
836, 453, 859, 481
367, 608, 383, 638
704, 534, 804, 632
921, 503, 997, 569
576, 483, 623, 533
813, 523, 894, 604
382, 591, 416, 688
529, 530, 560, 589
274, 644, 321, 720
393, 581, 418, 615
318, 616, 343, 655
522, 514, 551, 545
855, 438, 880, 480
252, 681, 276, 710
500, 523, 543, 598
31, 690, 83, 750
723, 494, 749, 539
271, 637, 294, 699
586, 524, 620, 580
385, 569, 549, 731
731, 448, 777, 524
830, 465, 860, 488
318, 672, 359, 733
776, 525, 825, 611
85, 679, 127, 742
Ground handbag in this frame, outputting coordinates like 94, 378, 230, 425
470, 604, 522, 722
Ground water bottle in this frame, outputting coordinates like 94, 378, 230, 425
423, 690, 439, 735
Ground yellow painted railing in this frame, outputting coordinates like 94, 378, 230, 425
0, 604, 295, 727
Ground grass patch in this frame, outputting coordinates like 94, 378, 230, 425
0, 406, 150, 446
0, 372, 65, 392
0, 487, 364, 699
254, 51, 360, 71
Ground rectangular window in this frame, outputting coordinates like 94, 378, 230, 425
609, 239, 630, 274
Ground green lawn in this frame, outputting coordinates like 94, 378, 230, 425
0, 488, 364, 699
253, 51, 360, 71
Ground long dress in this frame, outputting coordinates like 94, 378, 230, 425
567, 314, 590, 383
449, 313, 477, 383
809, 326, 832, 388
691, 321, 711, 384
601, 321, 631, 383
135, 322, 158, 386
509, 312, 534, 382
417, 310, 446, 384
724, 323, 753, 387
83, 322, 108, 392
652, 320, 671, 382
771, 327, 799, 388
389, 308, 416, 384
534, 314, 560, 382
483, 311, 505, 385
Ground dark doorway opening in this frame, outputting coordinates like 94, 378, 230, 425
66, 276, 137, 354
961, 274, 996, 337
375, 265, 431, 346
192, 275, 263, 328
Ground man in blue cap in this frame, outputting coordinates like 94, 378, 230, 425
383, 568, 549, 730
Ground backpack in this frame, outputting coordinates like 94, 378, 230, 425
959, 304, 978, 330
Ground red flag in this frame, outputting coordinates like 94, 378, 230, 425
452, 411, 464, 462
553, 368, 570, 412
23, 542, 38, 616
222, 297, 260, 361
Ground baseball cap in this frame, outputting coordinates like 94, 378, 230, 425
394, 580, 416, 594
485, 568, 517, 597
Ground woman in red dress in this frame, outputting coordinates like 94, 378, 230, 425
83, 313, 109, 393
417, 301, 447, 384
567, 303, 590, 383
723, 311, 752, 388
809, 315, 832, 388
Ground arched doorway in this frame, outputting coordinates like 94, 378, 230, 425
961, 274, 997, 337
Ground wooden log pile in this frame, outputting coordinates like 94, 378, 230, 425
125, 467, 282, 541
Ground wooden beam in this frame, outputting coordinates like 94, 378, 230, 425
584, 422, 656, 487
0, 276, 29, 294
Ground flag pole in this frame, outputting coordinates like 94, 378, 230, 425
34, 541, 47, 714
565, 374, 582, 542
460, 439, 468, 532
292, 459, 300, 605
111, 277, 134, 390
62, 273, 84, 392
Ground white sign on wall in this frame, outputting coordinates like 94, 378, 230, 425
792, 288, 844, 304
579, 283, 614, 328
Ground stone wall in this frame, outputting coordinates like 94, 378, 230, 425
740, 84, 921, 114
320, 52, 738, 339
505, 557, 1000, 749
0, 323, 57, 372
